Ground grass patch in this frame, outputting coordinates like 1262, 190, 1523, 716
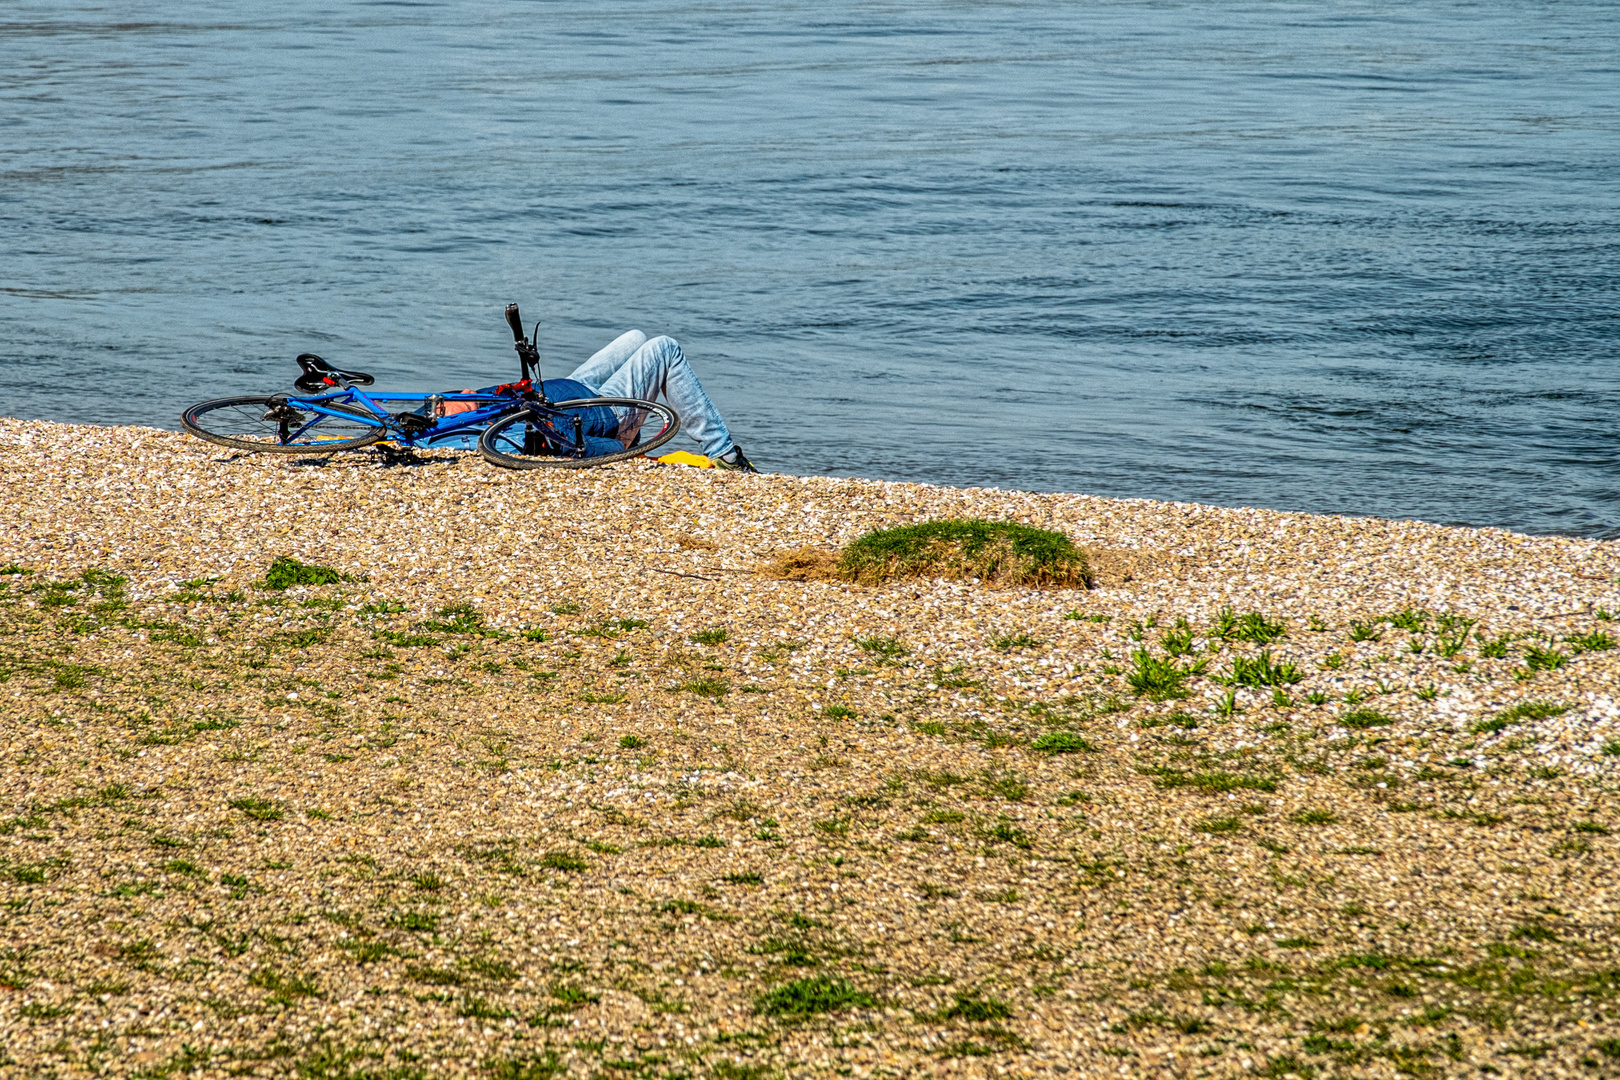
258, 556, 346, 590
856, 635, 910, 659
1221, 650, 1302, 688
1031, 731, 1096, 754
754, 975, 876, 1017
1147, 768, 1279, 794
1339, 708, 1394, 730
1126, 650, 1202, 700
539, 851, 589, 873
830, 520, 1091, 588
1212, 608, 1287, 645
691, 627, 729, 645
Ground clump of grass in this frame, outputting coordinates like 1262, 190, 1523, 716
1348, 620, 1383, 643
1568, 630, 1615, 653
539, 851, 589, 873
1386, 607, 1429, 632
1523, 644, 1569, 671
754, 975, 876, 1017
939, 992, 1013, 1021
259, 556, 346, 590
1290, 808, 1337, 826
677, 678, 730, 700
1193, 817, 1243, 835
1492, 699, 1569, 726
1160, 622, 1195, 656
1221, 651, 1303, 688
1211, 608, 1287, 644
1031, 731, 1096, 754
1339, 708, 1394, 730
618, 734, 646, 750
1126, 650, 1202, 700
827, 520, 1091, 589
228, 797, 284, 822
690, 627, 729, 645
856, 635, 909, 659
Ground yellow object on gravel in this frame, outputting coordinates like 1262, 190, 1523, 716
652, 450, 714, 468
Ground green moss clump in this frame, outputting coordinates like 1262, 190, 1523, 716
835, 519, 1090, 589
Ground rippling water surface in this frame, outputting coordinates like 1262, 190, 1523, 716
3, 1, 1617, 536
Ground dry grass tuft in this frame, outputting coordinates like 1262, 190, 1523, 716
764, 545, 842, 581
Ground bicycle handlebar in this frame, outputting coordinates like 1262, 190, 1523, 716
504, 303, 526, 343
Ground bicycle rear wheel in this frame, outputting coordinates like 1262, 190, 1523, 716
181, 396, 386, 453
478, 397, 680, 469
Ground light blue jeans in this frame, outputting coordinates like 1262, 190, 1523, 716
566, 331, 737, 460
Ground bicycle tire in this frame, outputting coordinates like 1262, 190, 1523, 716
181, 395, 387, 453
478, 397, 681, 470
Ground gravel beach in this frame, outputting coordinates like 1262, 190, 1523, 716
1, 417, 1618, 1080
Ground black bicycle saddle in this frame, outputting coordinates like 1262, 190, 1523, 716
294, 353, 376, 391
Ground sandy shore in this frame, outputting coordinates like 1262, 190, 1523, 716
1, 417, 1618, 1079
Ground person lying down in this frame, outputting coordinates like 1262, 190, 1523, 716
443, 331, 757, 471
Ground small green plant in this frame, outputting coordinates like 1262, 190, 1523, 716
939, 992, 1013, 1021
1160, 622, 1195, 657
1523, 644, 1569, 671
855, 635, 910, 659
1271, 688, 1293, 708
1221, 651, 1302, 688
228, 796, 284, 822
619, 734, 646, 750
1494, 699, 1569, 724
1031, 731, 1095, 754
991, 632, 1043, 650
1194, 817, 1243, 835
678, 678, 730, 700
1478, 634, 1512, 659
1348, 620, 1383, 643
1568, 630, 1615, 653
539, 851, 589, 872
1386, 607, 1429, 632
1213, 691, 1242, 719
824, 704, 855, 720
1290, 808, 1337, 825
754, 975, 876, 1017
259, 556, 344, 590
1340, 708, 1394, 730
1126, 650, 1201, 700
691, 627, 729, 645
1415, 683, 1439, 701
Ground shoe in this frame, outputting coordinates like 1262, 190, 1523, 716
713, 445, 759, 473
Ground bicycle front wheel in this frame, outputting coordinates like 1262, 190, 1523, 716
181, 396, 386, 453
478, 397, 680, 470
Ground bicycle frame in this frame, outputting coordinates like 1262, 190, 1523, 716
286, 385, 528, 448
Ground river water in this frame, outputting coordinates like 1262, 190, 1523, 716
2, 1, 1616, 537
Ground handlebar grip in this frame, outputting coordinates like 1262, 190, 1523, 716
504, 303, 526, 343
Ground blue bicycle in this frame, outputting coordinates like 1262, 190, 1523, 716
180, 304, 681, 469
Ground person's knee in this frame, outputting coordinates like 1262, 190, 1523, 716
643, 335, 685, 363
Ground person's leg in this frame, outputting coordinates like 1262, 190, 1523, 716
565, 330, 648, 392
593, 336, 737, 460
